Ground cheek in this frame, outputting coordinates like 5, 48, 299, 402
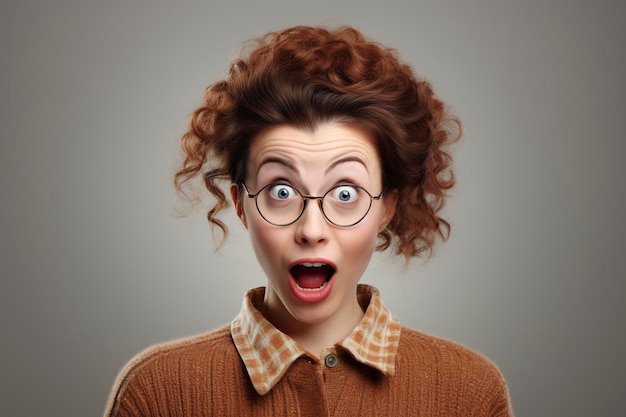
340, 217, 380, 264
344, 206, 388, 258
353, 208, 385, 241
246, 215, 286, 270
248, 218, 274, 251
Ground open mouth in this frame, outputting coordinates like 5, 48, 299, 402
290, 262, 335, 291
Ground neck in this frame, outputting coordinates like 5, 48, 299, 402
261, 290, 364, 358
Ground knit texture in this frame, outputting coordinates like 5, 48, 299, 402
104, 288, 514, 416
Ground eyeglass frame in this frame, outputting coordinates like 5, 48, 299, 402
240, 182, 384, 227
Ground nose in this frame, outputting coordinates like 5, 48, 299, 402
294, 199, 328, 246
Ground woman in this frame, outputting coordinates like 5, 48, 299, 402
104, 25, 513, 416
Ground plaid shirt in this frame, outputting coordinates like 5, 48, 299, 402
230, 284, 401, 395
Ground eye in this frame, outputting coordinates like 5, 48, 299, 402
268, 184, 297, 200
330, 185, 359, 203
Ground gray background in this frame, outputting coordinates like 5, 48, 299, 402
2, 1, 624, 416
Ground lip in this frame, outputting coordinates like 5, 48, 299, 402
288, 258, 337, 303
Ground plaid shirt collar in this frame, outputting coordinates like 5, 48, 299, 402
230, 284, 401, 395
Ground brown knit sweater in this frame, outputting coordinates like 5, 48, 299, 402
104, 324, 513, 416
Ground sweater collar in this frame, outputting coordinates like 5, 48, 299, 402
230, 284, 401, 395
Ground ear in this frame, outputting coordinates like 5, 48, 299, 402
230, 184, 247, 228
379, 190, 398, 231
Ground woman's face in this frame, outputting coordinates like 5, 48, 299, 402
233, 122, 396, 330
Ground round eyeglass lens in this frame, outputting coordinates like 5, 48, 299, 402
256, 184, 304, 226
322, 185, 372, 226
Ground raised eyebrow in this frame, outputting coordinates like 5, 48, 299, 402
256, 155, 368, 176
256, 157, 297, 175
325, 156, 368, 174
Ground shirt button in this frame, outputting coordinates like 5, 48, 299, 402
324, 354, 338, 368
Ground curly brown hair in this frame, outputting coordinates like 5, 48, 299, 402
175, 25, 461, 261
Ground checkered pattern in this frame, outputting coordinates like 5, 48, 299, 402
230, 285, 401, 395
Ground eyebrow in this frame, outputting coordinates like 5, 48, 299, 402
326, 156, 368, 174
257, 156, 368, 176
256, 157, 297, 175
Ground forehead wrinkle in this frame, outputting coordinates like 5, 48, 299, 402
255, 147, 372, 181
248, 128, 378, 182
249, 138, 301, 178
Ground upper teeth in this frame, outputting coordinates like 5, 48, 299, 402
301, 262, 324, 267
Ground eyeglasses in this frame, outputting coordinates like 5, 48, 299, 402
241, 182, 383, 227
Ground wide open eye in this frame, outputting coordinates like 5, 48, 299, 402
268, 184, 298, 200
329, 185, 359, 203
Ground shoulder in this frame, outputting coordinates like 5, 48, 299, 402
399, 325, 504, 375
116, 323, 233, 374
397, 326, 513, 416
103, 324, 237, 416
